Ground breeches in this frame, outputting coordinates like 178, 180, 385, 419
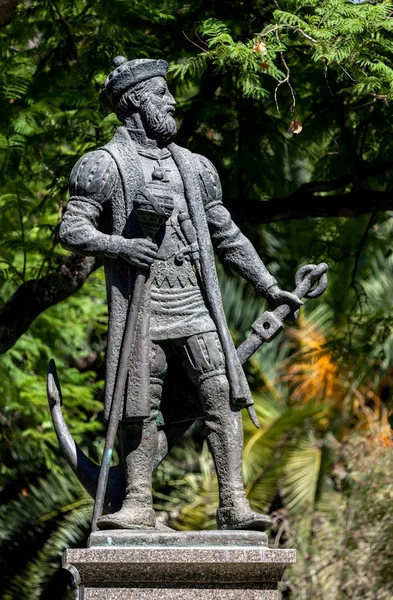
149, 330, 226, 415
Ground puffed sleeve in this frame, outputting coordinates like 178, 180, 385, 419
194, 154, 277, 293
60, 150, 122, 258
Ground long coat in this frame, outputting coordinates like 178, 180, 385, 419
60, 127, 277, 422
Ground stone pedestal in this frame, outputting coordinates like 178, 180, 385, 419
64, 530, 295, 599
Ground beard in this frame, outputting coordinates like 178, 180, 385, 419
140, 99, 177, 145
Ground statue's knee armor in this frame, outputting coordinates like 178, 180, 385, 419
181, 331, 226, 387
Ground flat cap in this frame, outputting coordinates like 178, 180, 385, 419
100, 57, 168, 111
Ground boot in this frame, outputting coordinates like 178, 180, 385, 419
198, 374, 272, 532
97, 500, 156, 530
216, 501, 272, 531
97, 399, 159, 530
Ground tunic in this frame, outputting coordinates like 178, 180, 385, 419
136, 146, 215, 341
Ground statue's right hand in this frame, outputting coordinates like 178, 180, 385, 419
118, 238, 158, 268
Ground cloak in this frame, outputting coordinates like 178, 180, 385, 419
60, 127, 277, 423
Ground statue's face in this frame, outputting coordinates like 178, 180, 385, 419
138, 77, 177, 145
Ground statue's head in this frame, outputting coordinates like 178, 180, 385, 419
100, 57, 177, 145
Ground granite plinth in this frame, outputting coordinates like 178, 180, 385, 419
64, 530, 295, 599
83, 586, 281, 599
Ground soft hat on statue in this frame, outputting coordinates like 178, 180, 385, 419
100, 57, 168, 111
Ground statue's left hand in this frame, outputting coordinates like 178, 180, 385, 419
264, 284, 303, 310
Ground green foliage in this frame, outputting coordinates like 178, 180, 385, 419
171, 1, 393, 104
273, 0, 393, 100
0, 467, 91, 600
285, 432, 393, 599
170, 18, 285, 99
0, 271, 106, 491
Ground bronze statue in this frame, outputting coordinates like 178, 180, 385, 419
49, 57, 327, 533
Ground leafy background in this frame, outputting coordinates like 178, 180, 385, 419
1, 0, 393, 598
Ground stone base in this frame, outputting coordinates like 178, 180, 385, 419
64, 530, 295, 600
82, 585, 280, 599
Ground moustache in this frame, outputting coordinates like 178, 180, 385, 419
156, 109, 176, 126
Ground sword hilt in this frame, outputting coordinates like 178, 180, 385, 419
237, 262, 328, 366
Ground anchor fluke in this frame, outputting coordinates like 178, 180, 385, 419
47, 358, 63, 408
46, 359, 125, 512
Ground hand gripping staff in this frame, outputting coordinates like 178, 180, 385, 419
91, 174, 174, 533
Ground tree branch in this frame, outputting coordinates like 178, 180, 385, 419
0, 0, 22, 26
0, 254, 101, 354
225, 190, 393, 224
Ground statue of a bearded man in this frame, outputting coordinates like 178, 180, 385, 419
59, 57, 301, 532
